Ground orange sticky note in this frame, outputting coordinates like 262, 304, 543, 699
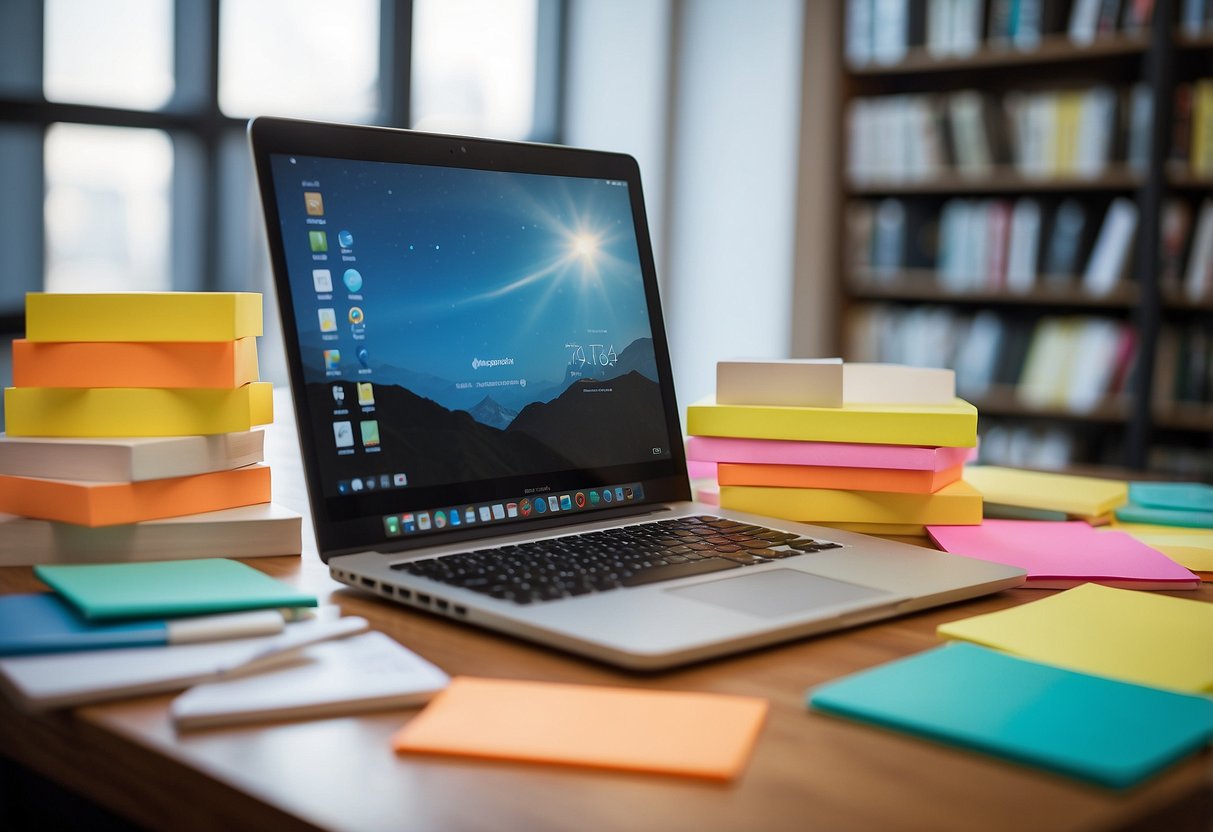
12, 337, 260, 389
392, 677, 767, 781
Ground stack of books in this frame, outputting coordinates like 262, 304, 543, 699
0, 292, 301, 565
687, 360, 981, 536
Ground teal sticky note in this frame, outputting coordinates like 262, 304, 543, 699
34, 559, 316, 621
807, 643, 1213, 789
1115, 502, 1213, 529
1128, 482, 1213, 513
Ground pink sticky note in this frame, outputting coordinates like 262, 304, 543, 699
685, 436, 974, 471
927, 520, 1200, 590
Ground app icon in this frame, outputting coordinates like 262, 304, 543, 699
418, 512, 432, 531
491, 504, 506, 520
384, 515, 401, 536
324, 349, 341, 371
357, 346, 370, 368
348, 306, 364, 325
304, 192, 324, 216
589, 490, 600, 505
337, 481, 350, 494
506, 502, 519, 518
465, 507, 476, 524
357, 382, 375, 406
479, 506, 492, 522
574, 492, 586, 508
433, 510, 447, 529
548, 496, 560, 512
350, 477, 364, 492
449, 509, 461, 527
603, 488, 613, 503
519, 498, 532, 517
360, 420, 380, 448
615, 487, 624, 501
333, 421, 354, 448
312, 269, 333, 293
318, 308, 337, 332
633, 484, 645, 500
338, 230, 354, 248
332, 384, 345, 405
309, 230, 328, 252
559, 494, 572, 511
379, 474, 390, 489
393, 472, 408, 487
364, 476, 377, 490
343, 268, 363, 293
624, 487, 634, 500
535, 498, 547, 513
402, 513, 416, 532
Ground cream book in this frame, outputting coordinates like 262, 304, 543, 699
170, 631, 450, 730
0, 503, 302, 567
0, 432, 265, 482
715, 360, 956, 407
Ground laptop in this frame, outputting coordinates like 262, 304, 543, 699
248, 117, 1025, 670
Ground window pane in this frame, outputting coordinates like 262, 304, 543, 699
45, 124, 173, 292
44, 0, 174, 109
219, 0, 380, 121
412, 0, 538, 139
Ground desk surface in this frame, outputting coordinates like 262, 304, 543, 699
0, 416, 1210, 832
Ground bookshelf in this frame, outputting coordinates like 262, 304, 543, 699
830, 0, 1213, 477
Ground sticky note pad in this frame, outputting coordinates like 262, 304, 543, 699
392, 677, 768, 781
34, 559, 316, 621
808, 643, 1213, 789
938, 583, 1213, 693
24, 292, 262, 342
962, 466, 1127, 518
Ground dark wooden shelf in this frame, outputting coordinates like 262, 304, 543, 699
1166, 169, 1213, 190
973, 385, 1132, 423
848, 272, 1140, 308
846, 167, 1143, 195
1176, 29, 1213, 50
1153, 404, 1213, 432
846, 33, 1150, 77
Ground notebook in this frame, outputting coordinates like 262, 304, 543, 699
248, 116, 1024, 670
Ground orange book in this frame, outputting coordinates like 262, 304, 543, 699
392, 676, 768, 781
716, 462, 963, 493
0, 465, 271, 527
12, 338, 259, 389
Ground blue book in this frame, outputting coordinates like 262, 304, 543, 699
807, 643, 1213, 789
0, 593, 286, 655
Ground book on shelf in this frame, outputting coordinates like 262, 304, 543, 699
1181, 0, 1213, 34
0, 431, 265, 482
1082, 197, 1138, 296
0, 503, 303, 567
1185, 198, 1213, 302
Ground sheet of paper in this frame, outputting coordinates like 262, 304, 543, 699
809, 643, 1213, 789
392, 676, 768, 781
961, 466, 1127, 518
927, 520, 1199, 588
937, 583, 1213, 692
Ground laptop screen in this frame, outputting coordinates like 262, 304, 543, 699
255, 121, 689, 555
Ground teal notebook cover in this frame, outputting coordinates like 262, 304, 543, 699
807, 643, 1213, 789
34, 559, 317, 621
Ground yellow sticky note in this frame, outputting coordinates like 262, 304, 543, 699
963, 466, 1127, 518
938, 584, 1213, 693
24, 292, 262, 342
392, 677, 767, 781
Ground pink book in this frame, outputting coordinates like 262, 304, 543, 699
927, 520, 1201, 590
685, 436, 974, 471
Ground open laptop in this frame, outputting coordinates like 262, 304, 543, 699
248, 116, 1024, 670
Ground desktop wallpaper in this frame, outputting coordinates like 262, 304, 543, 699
271, 154, 673, 497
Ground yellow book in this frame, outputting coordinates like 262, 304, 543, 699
938, 583, 1213, 693
4, 383, 273, 437
1053, 91, 1083, 175
1193, 79, 1213, 177
24, 292, 262, 342
718, 480, 982, 525
963, 466, 1126, 519
686, 398, 977, 447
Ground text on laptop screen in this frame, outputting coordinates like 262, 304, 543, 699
269, 153, 676, 522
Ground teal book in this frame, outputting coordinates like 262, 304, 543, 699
807, 643, 1213, 789
34, 559, 317, 621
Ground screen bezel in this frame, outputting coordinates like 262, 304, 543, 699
248, 117, 691, 560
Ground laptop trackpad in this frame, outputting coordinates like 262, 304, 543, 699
665, 569, 896, 619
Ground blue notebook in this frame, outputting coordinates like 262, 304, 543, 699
807, 643, 1213, 789
0, 593, 286, 655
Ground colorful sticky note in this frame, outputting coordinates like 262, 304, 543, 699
809, 643, 1213, 789
937, 584, 1213, 693
962, 466, 1127, 519
392, 676, 768, 781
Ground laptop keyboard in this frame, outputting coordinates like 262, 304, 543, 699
391, 515, 841, 605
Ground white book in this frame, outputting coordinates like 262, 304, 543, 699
846, 0, 875, 66
966, 201, 992, 290
716, 359, 844, 407
926, 0, 953, 56
1069, 0, 1102, 44
0, 430, 265, 482
1082, 198, 1138, 296
1075, 87, 1116, 177
955, 312, 1004, 398
0, 502, 302, 567
1006, 198, 1042, 293
170, 631, 449, 730
937, 199, 971, 291
1065, 319, 1124, 412
872, 0, 909, 64
1185, 199, 1213, 303
843, 363, 957, 404
950, 0, 984, 55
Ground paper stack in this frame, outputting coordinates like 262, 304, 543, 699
687, 361, 981, 535
0, 293, 301, 565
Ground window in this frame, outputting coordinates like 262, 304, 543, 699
0, 0, 562, 380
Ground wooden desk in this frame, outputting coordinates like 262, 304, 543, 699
1, 417, 1210, 831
